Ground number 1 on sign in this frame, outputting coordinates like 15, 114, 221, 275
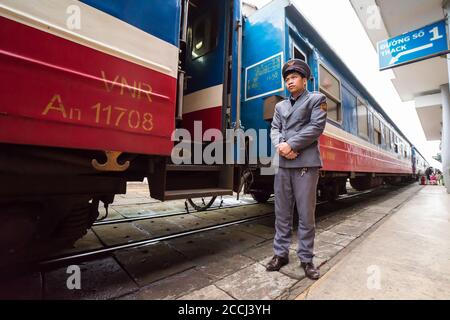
429, 26, 443, 41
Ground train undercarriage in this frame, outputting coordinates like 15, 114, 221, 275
0, 144, 128, 265
0, 142, 234, 266
241, 167, 416, 204
0, 143, 416, 267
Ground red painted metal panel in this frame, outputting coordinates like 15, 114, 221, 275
320, 134, 412, 174
181, 107, 223, 141
0, 17, 176, 155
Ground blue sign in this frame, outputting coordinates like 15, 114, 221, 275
245, 52, 284, 101
378, 20, 449, 70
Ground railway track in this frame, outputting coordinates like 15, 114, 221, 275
34, 186, 385, 270
39, 212, 275, 268
93, 198, 262, 226
93, 187, 375, 227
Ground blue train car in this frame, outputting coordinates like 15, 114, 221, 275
237, 0, 418, 200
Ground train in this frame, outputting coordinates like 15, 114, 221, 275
0, 0, 428, 263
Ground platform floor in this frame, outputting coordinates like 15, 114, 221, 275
297, 186, 450, 300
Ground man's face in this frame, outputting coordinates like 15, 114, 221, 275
284, 72, 306, 95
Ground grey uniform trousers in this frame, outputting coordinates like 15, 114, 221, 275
273, 167, 319, 263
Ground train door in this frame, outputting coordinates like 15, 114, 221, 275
411, 147, 417, 175
150, 0, 238, 201
289, 34, 314, 91
180, 0, 231, 140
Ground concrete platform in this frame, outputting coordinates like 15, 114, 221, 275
296, 186, 450, 300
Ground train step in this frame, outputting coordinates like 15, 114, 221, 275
148, 163, 234, 201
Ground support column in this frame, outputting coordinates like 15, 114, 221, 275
441, 84, 450, 193
443, 1, 450, 193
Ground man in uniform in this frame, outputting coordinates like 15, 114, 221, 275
266, 59, 327, 280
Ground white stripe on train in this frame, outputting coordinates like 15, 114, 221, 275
182, 84, 224, 114
323, 123, 412, 166
0, 0, 179, 78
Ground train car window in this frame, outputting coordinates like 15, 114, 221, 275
385, 126, 391, 149
319, 64, 341, 123
189, 7, 218, 60
391, 131, 395, 151
373, 116, 382, 145
394, 135, 399, 153
357, 99, 369, 139
293, 45, 306, 62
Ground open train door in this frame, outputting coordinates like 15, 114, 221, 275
149, 0, 241, 201
181, 0, 226, 137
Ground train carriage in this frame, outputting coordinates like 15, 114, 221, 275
0, 0, 426, 264
0, 0, 240, 263
412, 147, 429, 178
239, 0, 422, 200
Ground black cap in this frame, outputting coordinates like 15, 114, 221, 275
282, 59, 311, 80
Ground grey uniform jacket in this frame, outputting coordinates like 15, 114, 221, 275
270, 90, 327, 168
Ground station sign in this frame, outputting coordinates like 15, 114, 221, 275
378, 20, 450, 70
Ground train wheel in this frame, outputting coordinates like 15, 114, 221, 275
250, 191, 271, 203
319, 179, 346, 201
0, 196, 99, 267
187, 196, 217, 211
324, 184, 340, 201
51, 197, 99, 247
350, 176, 383, 190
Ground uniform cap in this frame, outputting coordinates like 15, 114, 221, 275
282, 59, 311, 80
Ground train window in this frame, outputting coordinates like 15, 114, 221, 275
385, 126, 391, 149
325, 98, 340, 122
357, 99, 369, 139
319, 64, 341, 123
190, 8, 218, 60
373, 116, 382, 145
394, 135, 399, 153
293, 45, 307, 62
391, 131, 395, 150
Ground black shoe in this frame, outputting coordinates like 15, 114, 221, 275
301, 262, 320, 280
266, 255, 289, 271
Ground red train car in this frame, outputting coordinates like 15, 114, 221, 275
0, 0, 240, 263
